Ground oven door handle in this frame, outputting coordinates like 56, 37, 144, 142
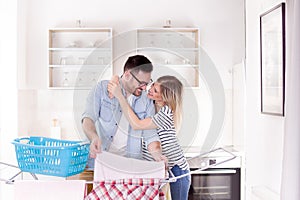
191, 169, 236, 174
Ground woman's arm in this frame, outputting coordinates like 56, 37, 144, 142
108, 75, 119, 98
108, 82, 158, 130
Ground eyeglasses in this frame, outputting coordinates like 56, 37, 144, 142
130, 71, 153, 87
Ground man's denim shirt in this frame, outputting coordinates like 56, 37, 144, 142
82, 80, 159, 159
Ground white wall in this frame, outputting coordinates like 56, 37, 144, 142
245, 0, 285, 199
17, 0, 245, 148
0, 0, 18, 198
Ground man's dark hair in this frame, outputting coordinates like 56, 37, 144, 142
123, 55, 153, 74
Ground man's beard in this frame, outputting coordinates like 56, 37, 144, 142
132, 88, 143, 96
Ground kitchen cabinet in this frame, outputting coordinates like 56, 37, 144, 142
136, 28, 200, 87
48, 28, 113, 89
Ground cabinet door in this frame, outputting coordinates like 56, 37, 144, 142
136, 28, 200, 87
48, 28, 113, 89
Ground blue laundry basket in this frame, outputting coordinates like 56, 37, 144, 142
12, 136, 90, 177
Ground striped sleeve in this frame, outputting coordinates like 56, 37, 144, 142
151, 106, 173, 130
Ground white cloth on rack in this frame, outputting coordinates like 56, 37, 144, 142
94, 151, 165, 182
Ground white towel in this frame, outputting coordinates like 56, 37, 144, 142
94, 152, 165, 182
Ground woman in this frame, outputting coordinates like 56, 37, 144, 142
108, 75, 191, 200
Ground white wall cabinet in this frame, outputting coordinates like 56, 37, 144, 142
48, 28, 113, 89
136, 28, 200, 87
48, 28, 199, 89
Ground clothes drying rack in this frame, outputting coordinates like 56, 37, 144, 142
0, 147, 236, 184
0, 147, 237, 200
83, 147, 237, 200
84, 147, 237, 185
0, 161, 38, 184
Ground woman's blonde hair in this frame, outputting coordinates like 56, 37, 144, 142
157, 76, 183, 131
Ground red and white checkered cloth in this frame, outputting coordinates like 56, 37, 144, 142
85, 178, 165, 200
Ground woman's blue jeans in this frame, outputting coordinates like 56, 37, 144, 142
169, 165, 191, 200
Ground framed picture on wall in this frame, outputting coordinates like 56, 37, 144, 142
260, 2, 286, 116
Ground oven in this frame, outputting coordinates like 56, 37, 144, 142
188, 168, 241, 200
186, 148, 242, 200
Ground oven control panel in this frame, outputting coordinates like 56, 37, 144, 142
188, 155, 241, 169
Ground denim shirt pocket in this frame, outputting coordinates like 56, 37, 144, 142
100, 99, 117, 122
134, 107, 147, 119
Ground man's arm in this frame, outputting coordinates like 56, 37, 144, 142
82, 118, 101, 158
82, 84, 103, 158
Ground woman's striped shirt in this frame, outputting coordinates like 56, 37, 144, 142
142, 105, 189, 170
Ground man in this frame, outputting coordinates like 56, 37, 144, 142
82, 55, 164, 163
